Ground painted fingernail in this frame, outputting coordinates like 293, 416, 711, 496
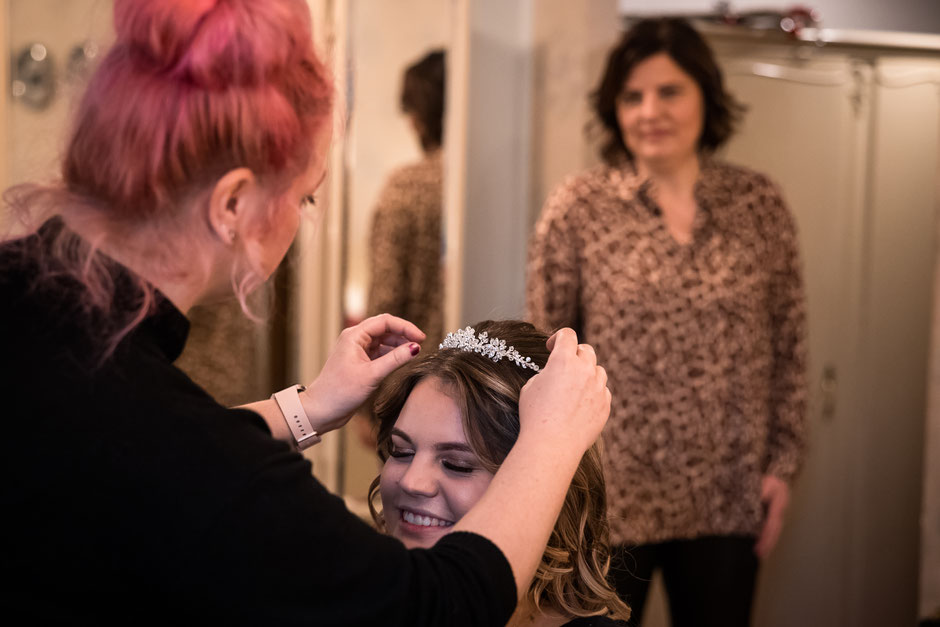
409, 343, 420, 356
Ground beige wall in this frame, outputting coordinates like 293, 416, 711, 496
6, 0, 113, 187
529, 0, 619, 224
2, 0, 112, 234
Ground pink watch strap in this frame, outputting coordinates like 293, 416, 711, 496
272, 384, 322, 450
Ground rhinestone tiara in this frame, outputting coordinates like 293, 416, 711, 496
439, 326, 541, 372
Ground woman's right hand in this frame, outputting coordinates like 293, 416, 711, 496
300, 314, 425, 435
518, 328, 611, 455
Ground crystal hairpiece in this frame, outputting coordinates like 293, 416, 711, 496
439, 326, 541, 372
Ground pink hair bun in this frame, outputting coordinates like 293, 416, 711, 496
113, 0, 310, 89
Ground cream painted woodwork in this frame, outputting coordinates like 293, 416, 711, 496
295, 0, 346, 493
1, 0, 8, 204
855, 55, 938, 624
696, 33, 938, 627
719, 48, 867, 627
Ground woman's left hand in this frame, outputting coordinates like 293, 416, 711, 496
754, 474, 790, 558
300, 314, 425, 435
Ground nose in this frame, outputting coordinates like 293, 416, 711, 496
399, 457, 439, 497
639, 92, 661, 119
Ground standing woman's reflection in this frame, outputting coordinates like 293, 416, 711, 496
526, 18, 808, 627
367, 49, 445, 348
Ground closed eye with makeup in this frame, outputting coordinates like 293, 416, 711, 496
378, 377, 495, 548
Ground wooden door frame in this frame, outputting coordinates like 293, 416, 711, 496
1, 0, 9, 197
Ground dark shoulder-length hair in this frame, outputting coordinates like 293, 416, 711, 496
591, 17, 745, 164
368, 320, 630, 623
400, 49, 446, 152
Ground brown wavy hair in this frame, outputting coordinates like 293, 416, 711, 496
590, 17, 745, 164
400, 49, 445, 152
368, 320, 630, 622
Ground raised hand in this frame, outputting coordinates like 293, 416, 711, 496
518, 328, 611, 455
300, 314, 425, 435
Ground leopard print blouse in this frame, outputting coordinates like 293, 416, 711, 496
367, 151, 444, 348
526, 159, 807, 545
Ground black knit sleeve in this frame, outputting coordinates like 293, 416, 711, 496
400, 532, 517, 626
186, 443, 516, 626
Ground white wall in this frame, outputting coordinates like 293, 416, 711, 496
618, 0, 940, 34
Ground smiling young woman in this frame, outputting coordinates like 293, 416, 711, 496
370, 320, 632, 627
378, 377, 493, 547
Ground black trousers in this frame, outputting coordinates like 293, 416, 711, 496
609, 536, 759, 627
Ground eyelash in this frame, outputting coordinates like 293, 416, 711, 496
388, 447, 476, 475
621, 92, 641, 104
443, 461, 475, 474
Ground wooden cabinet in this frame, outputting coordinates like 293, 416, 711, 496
708, 32, 939, 627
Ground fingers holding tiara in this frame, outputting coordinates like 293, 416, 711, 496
577, 343, 597, 365
546, 327, 578, 352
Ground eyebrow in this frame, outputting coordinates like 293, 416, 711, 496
390, 428, 476, 453
624, 81, 684, 92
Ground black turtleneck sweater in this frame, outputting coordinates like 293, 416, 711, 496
0, 221, 515, 625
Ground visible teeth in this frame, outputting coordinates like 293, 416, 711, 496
402, 510, 453, 527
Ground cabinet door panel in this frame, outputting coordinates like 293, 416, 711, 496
848, 57, 939, 626
718, 50, 868, 627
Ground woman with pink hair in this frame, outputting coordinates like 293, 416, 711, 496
0, 1, 610, 624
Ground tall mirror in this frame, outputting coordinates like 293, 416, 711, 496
332, 0, 452, 517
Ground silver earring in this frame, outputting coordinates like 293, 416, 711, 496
227, 227, 237, 242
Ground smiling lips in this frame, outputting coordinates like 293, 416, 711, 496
401, 509, 454, 528
641, 128, 672, 139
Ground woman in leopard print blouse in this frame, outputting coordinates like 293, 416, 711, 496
526, 18, 807, 627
